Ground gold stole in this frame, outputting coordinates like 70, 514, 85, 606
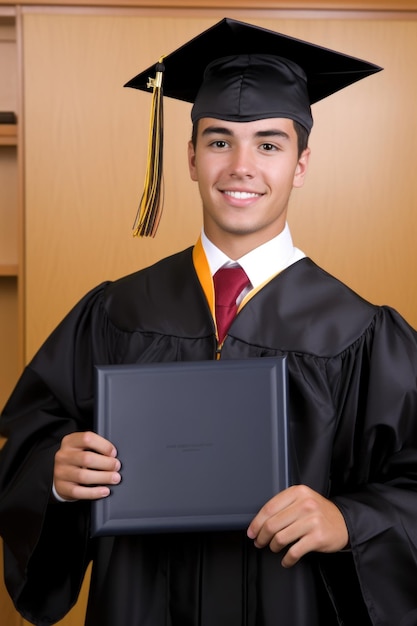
192, 236, 281, 340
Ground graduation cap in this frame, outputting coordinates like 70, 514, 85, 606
125, 17, 382, 237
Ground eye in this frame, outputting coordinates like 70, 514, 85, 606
210, 140, 228, 149
260, 143, 278, 152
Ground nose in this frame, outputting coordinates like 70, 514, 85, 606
229, 145, 255, 178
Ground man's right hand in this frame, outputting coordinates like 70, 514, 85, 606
54, 431, 121, 501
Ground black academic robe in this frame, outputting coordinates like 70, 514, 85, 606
1, 248, 417, 626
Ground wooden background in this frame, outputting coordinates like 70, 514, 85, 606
1, 2, 417, 624
22, 9, 417, 361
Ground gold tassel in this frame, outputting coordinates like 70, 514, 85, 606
133, 58, 165, 237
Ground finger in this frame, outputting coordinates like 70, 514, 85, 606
58, 465, 121, 487
278, 518, 331, 568
247, 487, 297, 540
54, 467, 121, 501
257, 514, 304, 553
56, 439, 121, 474
61, 431, 118, 458
252, 491, 325, 550
280, 536, 311, 568
77, 449, 121, 472
56, 481, 113, 501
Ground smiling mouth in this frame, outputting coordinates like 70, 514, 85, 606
223, 190, 261, 200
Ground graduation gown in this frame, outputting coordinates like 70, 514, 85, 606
1, 248, 417, 626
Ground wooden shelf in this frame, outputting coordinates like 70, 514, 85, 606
0, 124, 17, 146
0, 264, 18, 277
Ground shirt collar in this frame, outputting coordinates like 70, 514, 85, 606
201, 223, 305, 289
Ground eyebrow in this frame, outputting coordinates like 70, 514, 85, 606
201, 125, 291, 141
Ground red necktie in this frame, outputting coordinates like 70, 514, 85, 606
213, 266, 250, 343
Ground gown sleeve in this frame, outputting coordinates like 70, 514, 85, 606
0, 282, 118, 624
323, 306, 417, 625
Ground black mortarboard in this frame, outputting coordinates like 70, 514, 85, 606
125, 17, 382, 237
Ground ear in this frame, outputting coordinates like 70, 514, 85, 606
293, 147, 311, 189
188, 140, 198, 181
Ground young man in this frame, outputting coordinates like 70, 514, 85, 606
1, 18, 417, 626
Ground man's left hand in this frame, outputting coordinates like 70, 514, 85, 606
247, 484, 349, 567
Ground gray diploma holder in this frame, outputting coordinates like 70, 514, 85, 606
91, 357, 290, 536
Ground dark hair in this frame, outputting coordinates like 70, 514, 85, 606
293, 120, 309, 156
191, 119, 309, 157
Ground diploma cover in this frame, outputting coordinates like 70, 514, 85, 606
91, 357, 290, 536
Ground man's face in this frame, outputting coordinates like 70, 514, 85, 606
188, 117, 310, 257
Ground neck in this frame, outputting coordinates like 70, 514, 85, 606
204, 227, 287, 261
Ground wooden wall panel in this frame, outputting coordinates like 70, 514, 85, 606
0, 147, 18, 268
0, 278, 18, 409
0, 539, 21, 626
23, 13, 206, 361
23, 9, 417, 363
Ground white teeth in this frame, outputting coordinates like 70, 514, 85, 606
224, 191, 259, 199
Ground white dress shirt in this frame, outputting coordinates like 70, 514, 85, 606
201, 222, 305, 302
